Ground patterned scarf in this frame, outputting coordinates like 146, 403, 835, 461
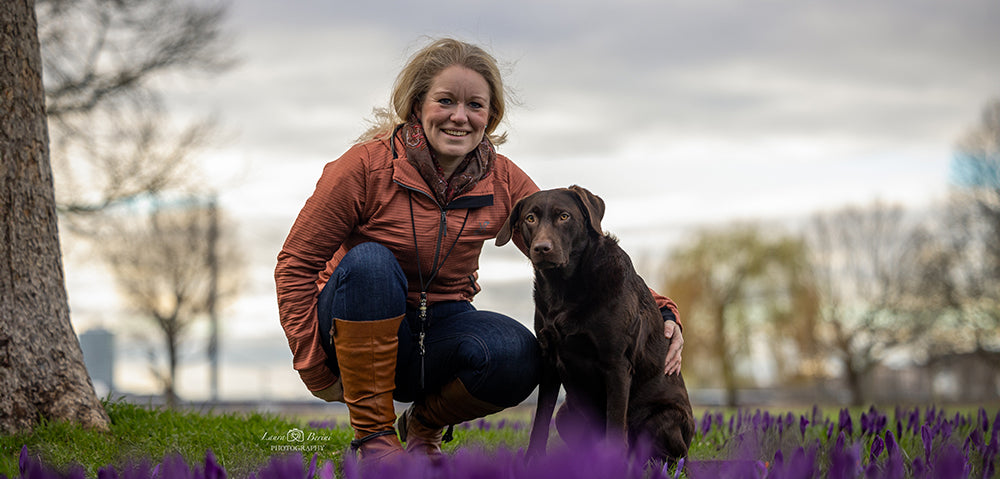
401, 119, 495, 205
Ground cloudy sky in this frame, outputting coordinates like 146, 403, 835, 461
68, 0, 1000, 400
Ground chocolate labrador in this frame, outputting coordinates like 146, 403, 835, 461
496, 185, 694, 461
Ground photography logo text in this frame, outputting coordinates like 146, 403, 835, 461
260, 428, 332, 452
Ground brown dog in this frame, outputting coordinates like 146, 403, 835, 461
496, 185, 694, 461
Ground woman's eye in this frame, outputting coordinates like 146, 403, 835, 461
469, 101, 485, 109
525, 214, 536, 224
438, 98, 453, 106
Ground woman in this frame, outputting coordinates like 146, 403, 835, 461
274, 38, 684, 463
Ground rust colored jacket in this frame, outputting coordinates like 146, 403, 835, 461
275, 135, 679, 391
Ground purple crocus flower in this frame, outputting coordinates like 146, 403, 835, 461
932, 444, 970, 479
700, 411, 713, 437
203, 450, 226, 479
800, 415, 809, 440
97, 465, 119, 479
319, 461, 335, 479
921, 424, 933, 463
828, 440, 861, 479
908, 408, 920, 435
838, 409, 853, 437
869, 435, 884, 463
884, 430, 898, 457
306, 454, 317, 479
882, 437, 905, 479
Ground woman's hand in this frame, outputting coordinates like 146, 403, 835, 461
663, 321, 684, 376
310, 380, 344, 402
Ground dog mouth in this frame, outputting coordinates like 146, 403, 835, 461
529, 255, 567, 270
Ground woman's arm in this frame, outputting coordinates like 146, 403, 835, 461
274, 146, 369, 391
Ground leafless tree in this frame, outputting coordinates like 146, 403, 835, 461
99, 197, 243, 408
35, 0, 235, 224
906, 100, 1000, 397
662, 224, 819, 407
0, 0, 109, 433
805, 201, 935, 406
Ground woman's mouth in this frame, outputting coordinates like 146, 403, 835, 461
443, 129, 469, 137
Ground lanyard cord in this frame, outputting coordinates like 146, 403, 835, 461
407, 190, 470, 391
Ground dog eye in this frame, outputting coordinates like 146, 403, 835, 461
524, 213, 536, 224
559, 213, 570, 221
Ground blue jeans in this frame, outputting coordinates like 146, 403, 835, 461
317, 242, 540, 407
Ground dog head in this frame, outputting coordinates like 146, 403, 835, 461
496, 185, 606, 271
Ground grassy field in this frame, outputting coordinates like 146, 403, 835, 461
0, 399, 533, 478
2, 400, 998, 478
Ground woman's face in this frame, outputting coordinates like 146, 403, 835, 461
417, 65, 491, 167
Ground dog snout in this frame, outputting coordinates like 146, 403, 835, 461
532, 239, 553, 255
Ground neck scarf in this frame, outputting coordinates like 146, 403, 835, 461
400, 119, 495, 205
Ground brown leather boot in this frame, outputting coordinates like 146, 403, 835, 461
397, 378, 504, 456
333, 315, 406, 463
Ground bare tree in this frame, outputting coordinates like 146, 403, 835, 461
35, 0, 234, 222
662, 224, 819, 407
0, 0, 109, 433
99, 196, 243, 408
905, 100, 1000, 397
805, 201, 934, 406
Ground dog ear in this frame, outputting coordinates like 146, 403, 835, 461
568, 185, 605, 235
495, 197, 524, 246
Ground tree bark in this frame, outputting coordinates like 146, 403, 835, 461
0, 0, 110, 434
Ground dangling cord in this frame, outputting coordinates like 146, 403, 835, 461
407, 191, 471, 392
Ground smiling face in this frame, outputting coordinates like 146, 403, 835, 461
417, 65, 491, 171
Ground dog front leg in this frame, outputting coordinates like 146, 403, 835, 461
527, 363, 560, 458
604, 362, 631, 448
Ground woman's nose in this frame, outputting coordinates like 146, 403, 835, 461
451, 104, 468, 123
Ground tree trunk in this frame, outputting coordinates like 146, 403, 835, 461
714, 304, 739, 408
0, 0, 110, 434
844, 356, 865, 407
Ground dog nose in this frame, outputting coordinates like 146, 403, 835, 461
532, 240, 553, 255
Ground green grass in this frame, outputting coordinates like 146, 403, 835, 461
4, 400, 997, 478
0, 399, 349, 478
0, 399, 533, 478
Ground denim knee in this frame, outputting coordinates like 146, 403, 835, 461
455, 319, 541, 407
328, 242, 407, 321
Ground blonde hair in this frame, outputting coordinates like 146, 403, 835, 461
360, 38, 508, 145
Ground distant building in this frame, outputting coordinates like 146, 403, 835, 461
79, 328, 115, 396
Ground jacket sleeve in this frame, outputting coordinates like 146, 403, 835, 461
653, 291, 682, 329
274, 145, 368, 391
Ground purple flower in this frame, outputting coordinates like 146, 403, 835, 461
799, 415, 809, 440
828, 440, 861, 479
931, 444, 969, 478
838, 409, 853, 437
700, 411, 713, 437
869, 435, 884, 463
884, 430, 898, 457
306, 454, 316, 479
203, 450, 226, 479
319, 461, 335, 479
908, 408, 920, 434
921, 424, 933, 462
